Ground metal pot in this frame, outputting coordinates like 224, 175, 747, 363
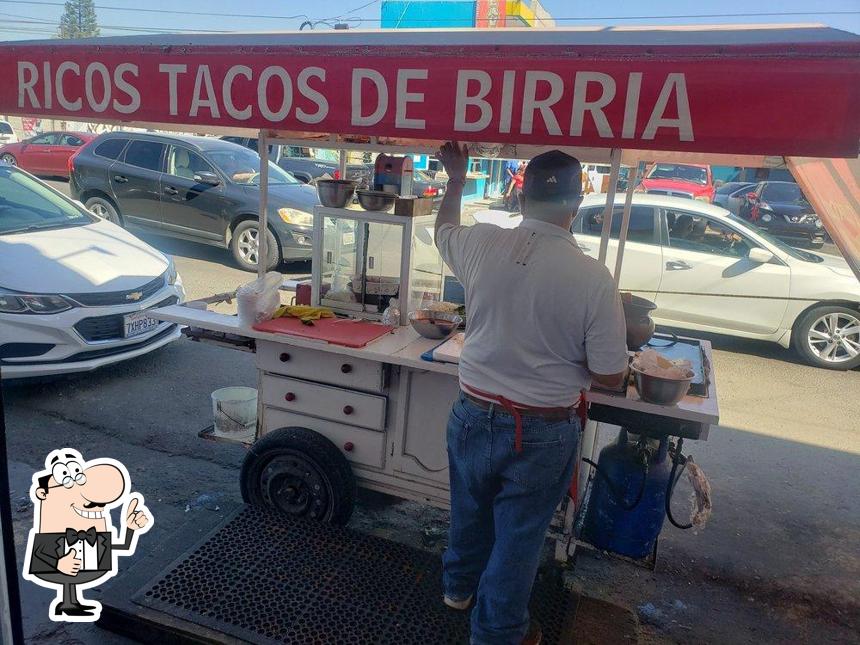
408, 310, 463, 339
631, 366, 693, 406
317, 179, 357, 208
622, 294, 657, 350
356, 189, 396, 211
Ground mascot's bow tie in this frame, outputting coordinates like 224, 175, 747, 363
65, 527, 97, 546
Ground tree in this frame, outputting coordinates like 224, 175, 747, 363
57, 0, 100, 39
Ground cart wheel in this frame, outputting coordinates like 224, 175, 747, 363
240, 427, 356, 525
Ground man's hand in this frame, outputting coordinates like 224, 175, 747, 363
436, 141, 469, 183
57, 551, 81, 576
125, 497, 149, 531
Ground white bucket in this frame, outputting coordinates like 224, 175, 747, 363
211, 387, 258, 434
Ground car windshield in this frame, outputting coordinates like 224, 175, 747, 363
725, 212, 823, 262
646, 164, 708, 185
207, 148, 300, 185
762, 182, 805, 203
0, 167, 93, 235
0, 122, 13, 134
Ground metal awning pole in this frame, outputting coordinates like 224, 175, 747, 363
597, 148, 622, 266
613, 160, 645, 285
257, 130, 269, 279
338, 149, 347, 179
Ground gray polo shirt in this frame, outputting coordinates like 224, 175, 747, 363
436, 218, 628, 407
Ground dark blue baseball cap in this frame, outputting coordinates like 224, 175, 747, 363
522, 150, 582, 204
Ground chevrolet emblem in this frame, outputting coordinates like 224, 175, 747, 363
125, 291, 143, 301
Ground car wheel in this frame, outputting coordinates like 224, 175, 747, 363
793, 306, 860, 370
230, 219, 281, 272
1, 153, 17, 166
240, 427, 356, 525
85, 196, 121, 225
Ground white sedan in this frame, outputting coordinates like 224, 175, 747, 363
0, 165, 185, 378
475, 194, 860, 370
577, 194, 860, 370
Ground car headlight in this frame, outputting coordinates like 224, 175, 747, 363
278, 208, 313, 227
761, 213, 772, 222
694, 195, 711, 202
165, 259, 179, 285
0, 290, 73, 314
815, 219, 824, 229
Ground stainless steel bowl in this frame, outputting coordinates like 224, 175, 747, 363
317, 179, 357, 208
631, 366, 694, 406
356, 189, 396, 211
408, 310, 463, 339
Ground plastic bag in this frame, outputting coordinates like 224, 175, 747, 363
236, 272, 282, 326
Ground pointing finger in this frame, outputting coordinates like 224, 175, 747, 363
126, 497, 139, 517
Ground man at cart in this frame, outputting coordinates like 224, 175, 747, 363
434, 142, 629, 644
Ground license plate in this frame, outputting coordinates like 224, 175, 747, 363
123, 310, 159, 338
342, 232, 355, 246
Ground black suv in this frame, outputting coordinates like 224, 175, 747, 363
70, 133, 319, 271
738, 181, 825, 248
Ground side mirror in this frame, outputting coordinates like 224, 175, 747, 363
194, 170, 220, 186
748, 248, 774, 264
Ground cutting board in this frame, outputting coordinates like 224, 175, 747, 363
432, 332, 464, 364
252, 317, 394, 348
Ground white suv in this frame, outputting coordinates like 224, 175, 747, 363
572, 194, 860, 370
0, 120, 18, 146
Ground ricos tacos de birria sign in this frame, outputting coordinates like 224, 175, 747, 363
1, 44, 858, 156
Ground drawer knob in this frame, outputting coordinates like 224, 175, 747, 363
343, 405, 354, 415
285, 392, 296, 402
279, 352, 291, 362
344, 442, 354, 452
340, 363, 352, 374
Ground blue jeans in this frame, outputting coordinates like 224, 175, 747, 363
443, 393, 580, 644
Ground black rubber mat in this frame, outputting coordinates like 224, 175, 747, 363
131, 505, 578, 644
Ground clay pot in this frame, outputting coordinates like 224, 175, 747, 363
621, 294, 657, 350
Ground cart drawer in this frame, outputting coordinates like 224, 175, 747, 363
256, 340, 386, 393
261, 374, 387, 431
262, 407, 385, 469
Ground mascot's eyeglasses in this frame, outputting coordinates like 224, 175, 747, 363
46, 473, 87, 489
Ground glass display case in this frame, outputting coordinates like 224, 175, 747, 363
311, 207, 445, 323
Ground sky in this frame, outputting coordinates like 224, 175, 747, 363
0, 0, 858, 40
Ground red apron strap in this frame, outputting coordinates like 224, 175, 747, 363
462, 384, 579, 454
569, 389, 589, 500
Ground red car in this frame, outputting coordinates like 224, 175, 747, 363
637, 162, 715, 203
0, 130, 95, 178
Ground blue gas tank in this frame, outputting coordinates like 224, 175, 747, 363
581, 430, 672, 559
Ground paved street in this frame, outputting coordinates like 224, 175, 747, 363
4, 180, 858, 643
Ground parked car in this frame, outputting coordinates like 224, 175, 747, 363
70, 133, 320, 271
712, 181, 756, 214
0, 165, 185, 379
737, 181, 825, 248
0, 120, 18, 145
573, 193, 860, 370
220, 136, 373, 186
222, 137, 444, 204
638, 163, 715, 202
0, 131, 95, 178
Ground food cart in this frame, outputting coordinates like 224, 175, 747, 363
1, 23, 858, 641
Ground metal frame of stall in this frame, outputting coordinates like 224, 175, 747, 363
0, 25, 858, 640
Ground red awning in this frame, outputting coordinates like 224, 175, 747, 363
1, 25, 858, 158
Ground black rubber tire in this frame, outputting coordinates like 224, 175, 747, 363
85, 195, 122, 225
1, 153, 17, 166
230, 219, 281, 272
240, 427, 356, 525
792, 305, 860, 371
